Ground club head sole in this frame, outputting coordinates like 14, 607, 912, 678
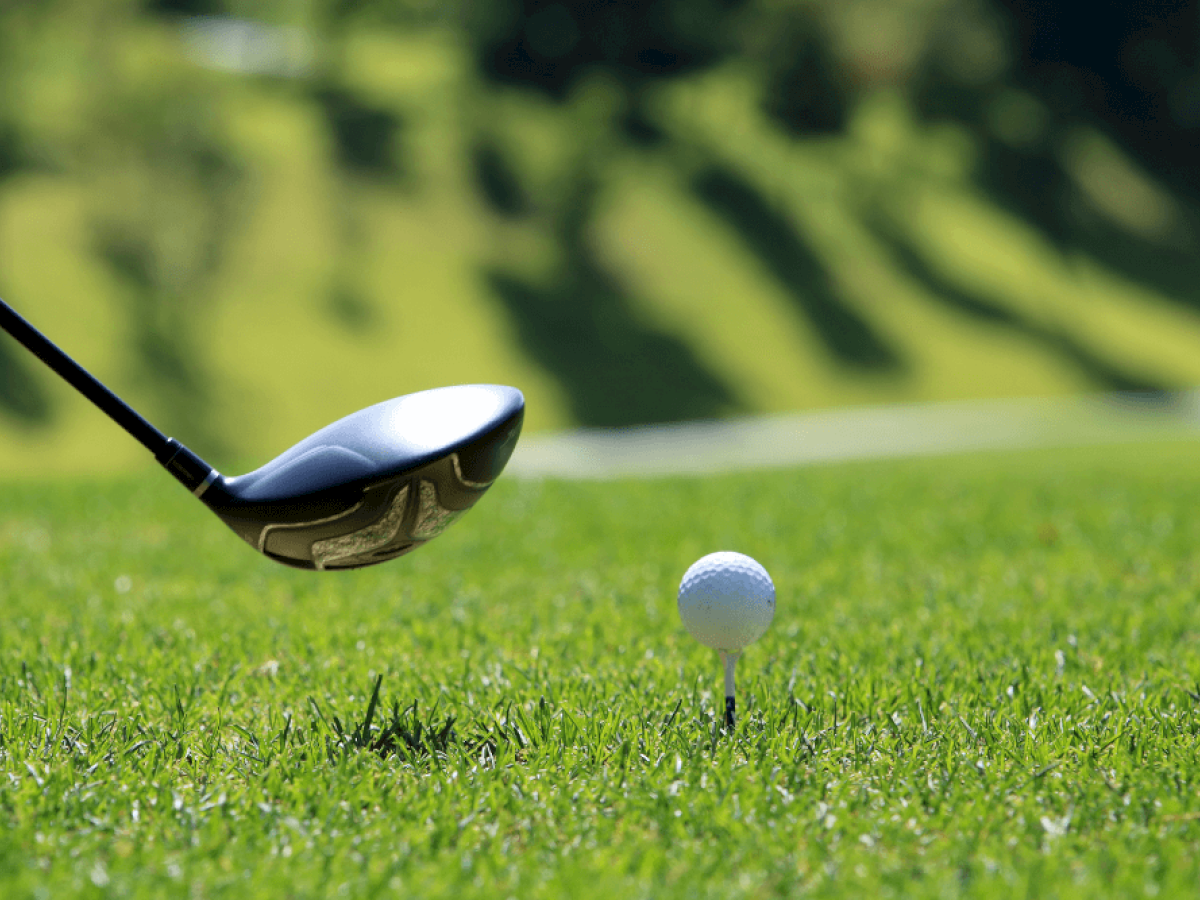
198, 385, 524, 570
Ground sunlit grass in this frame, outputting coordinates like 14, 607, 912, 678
3, 30, 1200, 475
2, 440, 1200, 896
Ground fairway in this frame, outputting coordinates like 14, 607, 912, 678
3, 439, 1200, 897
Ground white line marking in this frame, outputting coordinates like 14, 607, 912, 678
508, 392, 1200, 479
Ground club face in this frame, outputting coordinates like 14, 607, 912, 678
200, 385, 524, 570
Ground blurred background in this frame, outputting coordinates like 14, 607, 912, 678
1, 0, 1199, 474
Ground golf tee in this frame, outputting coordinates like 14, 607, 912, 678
720, 650, 740, 729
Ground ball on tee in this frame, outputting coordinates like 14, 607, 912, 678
677, 551, 775, 652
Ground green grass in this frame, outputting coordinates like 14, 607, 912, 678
3, 440, 1200, 897
8, 23, 1200, 474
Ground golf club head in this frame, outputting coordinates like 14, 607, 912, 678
166, 385, 523, 570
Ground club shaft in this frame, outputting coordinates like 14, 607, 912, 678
0, 298, 171, 457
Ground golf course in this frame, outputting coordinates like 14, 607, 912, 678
3, 2, 1200, 897
4, 441, 1200, 897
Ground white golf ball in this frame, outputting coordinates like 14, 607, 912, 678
678, 551, 775, 652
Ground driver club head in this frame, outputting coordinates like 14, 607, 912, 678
170, 384, 524, 570
0, 299, 525, 571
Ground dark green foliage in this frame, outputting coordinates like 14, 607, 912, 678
758, 13, 847, 135
144, 0, 226, 15
469, 0, 749, 100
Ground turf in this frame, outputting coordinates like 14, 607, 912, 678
9, 24, 1200, 475
2, 440, 1200, 897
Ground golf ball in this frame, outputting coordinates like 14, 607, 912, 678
678, 551, 775, 651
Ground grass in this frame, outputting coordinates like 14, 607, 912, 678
3, 439, 1200, 897
7, 24, 1200, 473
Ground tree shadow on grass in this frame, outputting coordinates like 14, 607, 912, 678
312, 85, 409, 184
690, 165, 905, 373
0, 126, 52, 427
0, 335, 53, 426
94, 230, 228, 454
485, 183, 740, 428
1068, 214, 1200, 320
911, 1, 1200, 322
486, 258, 741, 427
867, 215, 1168, 396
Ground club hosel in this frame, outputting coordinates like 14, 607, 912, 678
158, 439, 219, 498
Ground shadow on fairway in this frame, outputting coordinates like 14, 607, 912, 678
0, 335, 53, 426
312, 85, 409, 184
868, 214, 1168, 396
486, 259, 741, 428
485, 179, 741, 428
691, 165, 905, 373
94, 231, 230, 456
907, 1, 1200, 325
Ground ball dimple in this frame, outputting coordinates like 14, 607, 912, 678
677, 551, 775, 651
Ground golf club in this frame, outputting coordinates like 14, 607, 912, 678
0, 298, 524, 570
